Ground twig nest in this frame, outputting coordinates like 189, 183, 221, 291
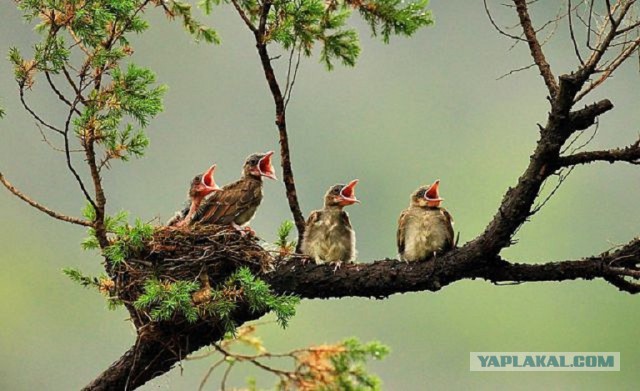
111, 225, 275, 308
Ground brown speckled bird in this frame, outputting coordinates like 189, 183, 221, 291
191, 152, 277, 230
397, 179, 454, 261
167, 165, 221, 227
301, 180, 359, 269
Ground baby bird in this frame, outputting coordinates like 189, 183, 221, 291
397, 179, 454, 261
191, 151, 277, 231
167, 165, 221, 227
301, 180, 359, 269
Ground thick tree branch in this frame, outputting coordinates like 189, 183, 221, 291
557, 138, 640, 167
84, 235, 640, 389
566, 99, 614, 132
265, 239, 640, 299
0, 171, 92, 227
82, 307, 260, 391
513, 0, 559, 97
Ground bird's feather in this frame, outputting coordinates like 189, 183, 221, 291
193, 177, 262, 225
397, 209, 409, 255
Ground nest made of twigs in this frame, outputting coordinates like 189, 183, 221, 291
111, 225, 275, 310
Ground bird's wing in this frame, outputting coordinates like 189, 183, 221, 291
442, 208, 455, 250
193, 179, 259, 225
397, 209, 409, 255
340, 211, 352, 230
306, 210, 322, 226
167, 203, 190, 226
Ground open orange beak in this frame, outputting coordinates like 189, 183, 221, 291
258, 151, 277, 180
201, 164, 221, 192
339, 179, 360, 205
424, 179, 443, 203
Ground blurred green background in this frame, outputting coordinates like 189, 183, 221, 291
1, 1, 639, 390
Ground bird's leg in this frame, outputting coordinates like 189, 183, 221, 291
331, 261, 342, 272
192, 272, 212, 304
200, 273, 211, 290
231, 222, 255, 236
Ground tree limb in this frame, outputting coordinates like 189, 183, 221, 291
566, 99, 614, 132
242, 2, 307, 246
513, 0, 559, 97
83, 235, 640, 389
82, 307, 261, 391
19, 85, 64, 135
0, 171, 92, 227
557, 138, 640, 167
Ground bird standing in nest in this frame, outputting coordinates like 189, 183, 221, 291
167, 165, 221, 228
397, 179, 454, 262
301, 180, 359, 269
191, 151, 277, 233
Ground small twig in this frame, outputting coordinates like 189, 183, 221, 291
561, 117, 599, 154
63, 96, 98, 210
0, 171, 92, 227
220, 361, 234, 390
531, 166, 575, 215
198, 357, 226, 391
569, 118, 599, 153
513, 0, 559, 97
575, 37, 640, 101
496, 63, 536, 80
62, 66, 87, 105
36, 123, 82, 153
568, 0, 586, 65
45, 71, 82, 115
484, 0, 526, 41
19, 86, 64, 135
493, 281, 524, 286
284, 45, 302, 110
230, 0, 258, 33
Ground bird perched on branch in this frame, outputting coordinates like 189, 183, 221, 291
301, 180, 359, 269
191, 151, 277, 232
167, 165, 221, 227
397, 179, 454, 262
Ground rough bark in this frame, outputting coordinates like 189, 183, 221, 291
82, 307, 260, 391
84, 235, 640, 389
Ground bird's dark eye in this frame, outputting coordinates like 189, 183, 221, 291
249, 158, 259, 165
331, 187, 340, 194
